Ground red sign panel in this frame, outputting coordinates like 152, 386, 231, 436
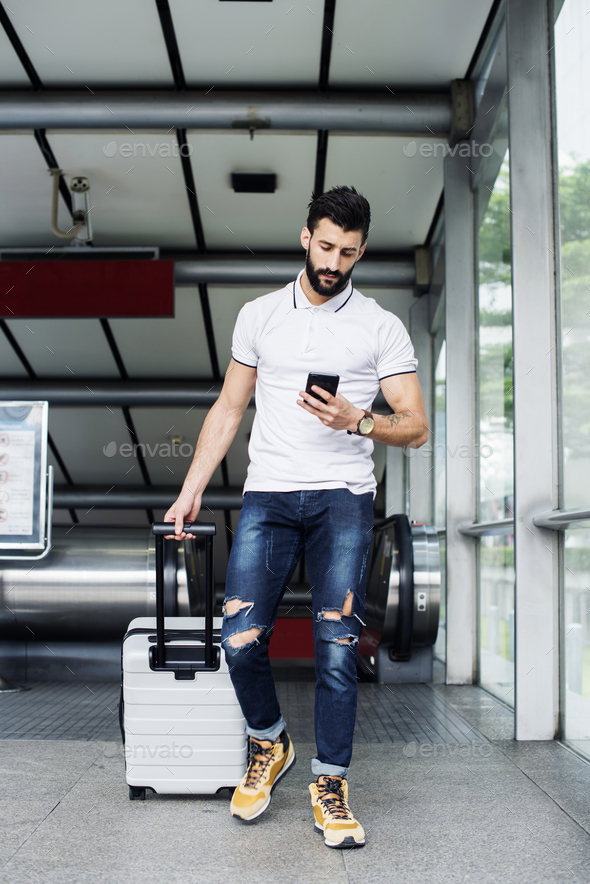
268, 619, 315, 659
0, 260, 174, 318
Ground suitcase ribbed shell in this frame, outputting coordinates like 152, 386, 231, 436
122, 617, 247, 795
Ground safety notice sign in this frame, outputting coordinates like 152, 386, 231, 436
0, 428, 36, 535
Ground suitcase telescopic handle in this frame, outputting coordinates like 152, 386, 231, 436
152, 522, 216, 536
152, 522, 216, 668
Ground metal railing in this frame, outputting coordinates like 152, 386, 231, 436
459, 509, 590, 536
458, 518, 513, 537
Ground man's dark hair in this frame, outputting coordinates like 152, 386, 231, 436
306, 186, 371, 243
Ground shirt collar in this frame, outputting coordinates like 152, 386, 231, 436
292, 269, 354, 313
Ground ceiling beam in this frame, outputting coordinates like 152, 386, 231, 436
3, 379, 224, 407
0, 90, 452, 134
54, 485, 244, 510
1, 379, 388, 409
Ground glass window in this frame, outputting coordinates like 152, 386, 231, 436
472, 20, 504, 109
555, 0, 590, 756
476, 140, 515, 706
433, 335, 446, 667
563, 523, 590, 756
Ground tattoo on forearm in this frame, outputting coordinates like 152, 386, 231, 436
387, 412, 412, 428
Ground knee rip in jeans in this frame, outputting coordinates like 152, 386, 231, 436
318, 590, 365, 645
223, 597, 264, 649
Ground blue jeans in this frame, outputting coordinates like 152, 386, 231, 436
221, 489, 373, 777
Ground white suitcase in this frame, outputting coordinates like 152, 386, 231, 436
120, 522, 247, 798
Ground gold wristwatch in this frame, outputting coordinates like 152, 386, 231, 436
347, 410, 375, 437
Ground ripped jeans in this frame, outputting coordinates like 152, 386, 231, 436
221, 489, 373, 777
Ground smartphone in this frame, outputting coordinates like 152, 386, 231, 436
305, 372, 340, 404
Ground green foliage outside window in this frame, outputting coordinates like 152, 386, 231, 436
478, 162, 513, 432
559, 160, 590, 464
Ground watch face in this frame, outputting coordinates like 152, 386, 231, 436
359, 416, 374, 435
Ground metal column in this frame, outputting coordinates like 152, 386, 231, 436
385, 446, 407, 518
409, 294, 434, 524
506, 0, 559, 740
444, 154, 478, 685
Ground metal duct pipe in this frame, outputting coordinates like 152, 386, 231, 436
174, 255, 416, 287
54, 485, 244, 510
0, 253, 416, 288
0, 90, 452, 133
0, 527, 185, 641
0, 380, 387, 410
0, 527, 311, 644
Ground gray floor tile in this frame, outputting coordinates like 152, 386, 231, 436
432, 683, 515, 741
3, 682, 590, 883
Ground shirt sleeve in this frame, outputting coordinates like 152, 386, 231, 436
376, 312, 418, 380
231, 302, 259, 368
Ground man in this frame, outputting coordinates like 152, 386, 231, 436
165, 186, 429, 849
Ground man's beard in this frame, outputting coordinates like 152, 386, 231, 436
305, 251, 355, 298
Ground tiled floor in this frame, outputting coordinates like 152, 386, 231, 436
3, 682, 590, 883
0, 682, 485, 745
0, 683, 122, 741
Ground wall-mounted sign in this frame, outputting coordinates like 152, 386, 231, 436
0, 260, 174, 318
0, 401, 48, 550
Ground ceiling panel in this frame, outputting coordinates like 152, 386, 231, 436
365, 288, 415, 332
5, 318, 118, 378
0, 335, 29, 376
226, 409, 254, 488
46, 451, 67, 486
0, 135, 59, 247
129, 408, 222, 487
0, 132, 196, 249
5, 0, 173, 87
187, 132, 317, 250
0, 26, 30, 85
329, 0, 494, 87
48, 407, 144, 485
209, 286, 277, 371
170, 0, 323, 87
109, 289, 212, 379
325, 136, 444, 250
47, 133, 196, 248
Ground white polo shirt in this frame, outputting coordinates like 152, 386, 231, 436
232, 270, 418, 496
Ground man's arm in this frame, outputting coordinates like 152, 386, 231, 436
297, 372, 429, 448
370, 373, 429, 446
164, 359, 257, 537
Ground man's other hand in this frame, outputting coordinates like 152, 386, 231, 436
163, 486, 202, 540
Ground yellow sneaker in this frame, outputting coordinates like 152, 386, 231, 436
230, 730, 295, 822
309, 776, 366, 848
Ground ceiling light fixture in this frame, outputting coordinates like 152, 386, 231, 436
231, 173, 276, 193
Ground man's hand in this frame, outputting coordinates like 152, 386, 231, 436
297, 373, 429, 448
297, 386, 364, 432
163, 485, 202, 540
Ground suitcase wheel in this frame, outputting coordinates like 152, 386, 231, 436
129, 786, 146, 801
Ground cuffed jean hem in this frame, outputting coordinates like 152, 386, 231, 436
311, 757, 349, 778
246, 714, 285, 743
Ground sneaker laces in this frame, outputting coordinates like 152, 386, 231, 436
244, 739, 275, 789
316, 777, 353, 821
